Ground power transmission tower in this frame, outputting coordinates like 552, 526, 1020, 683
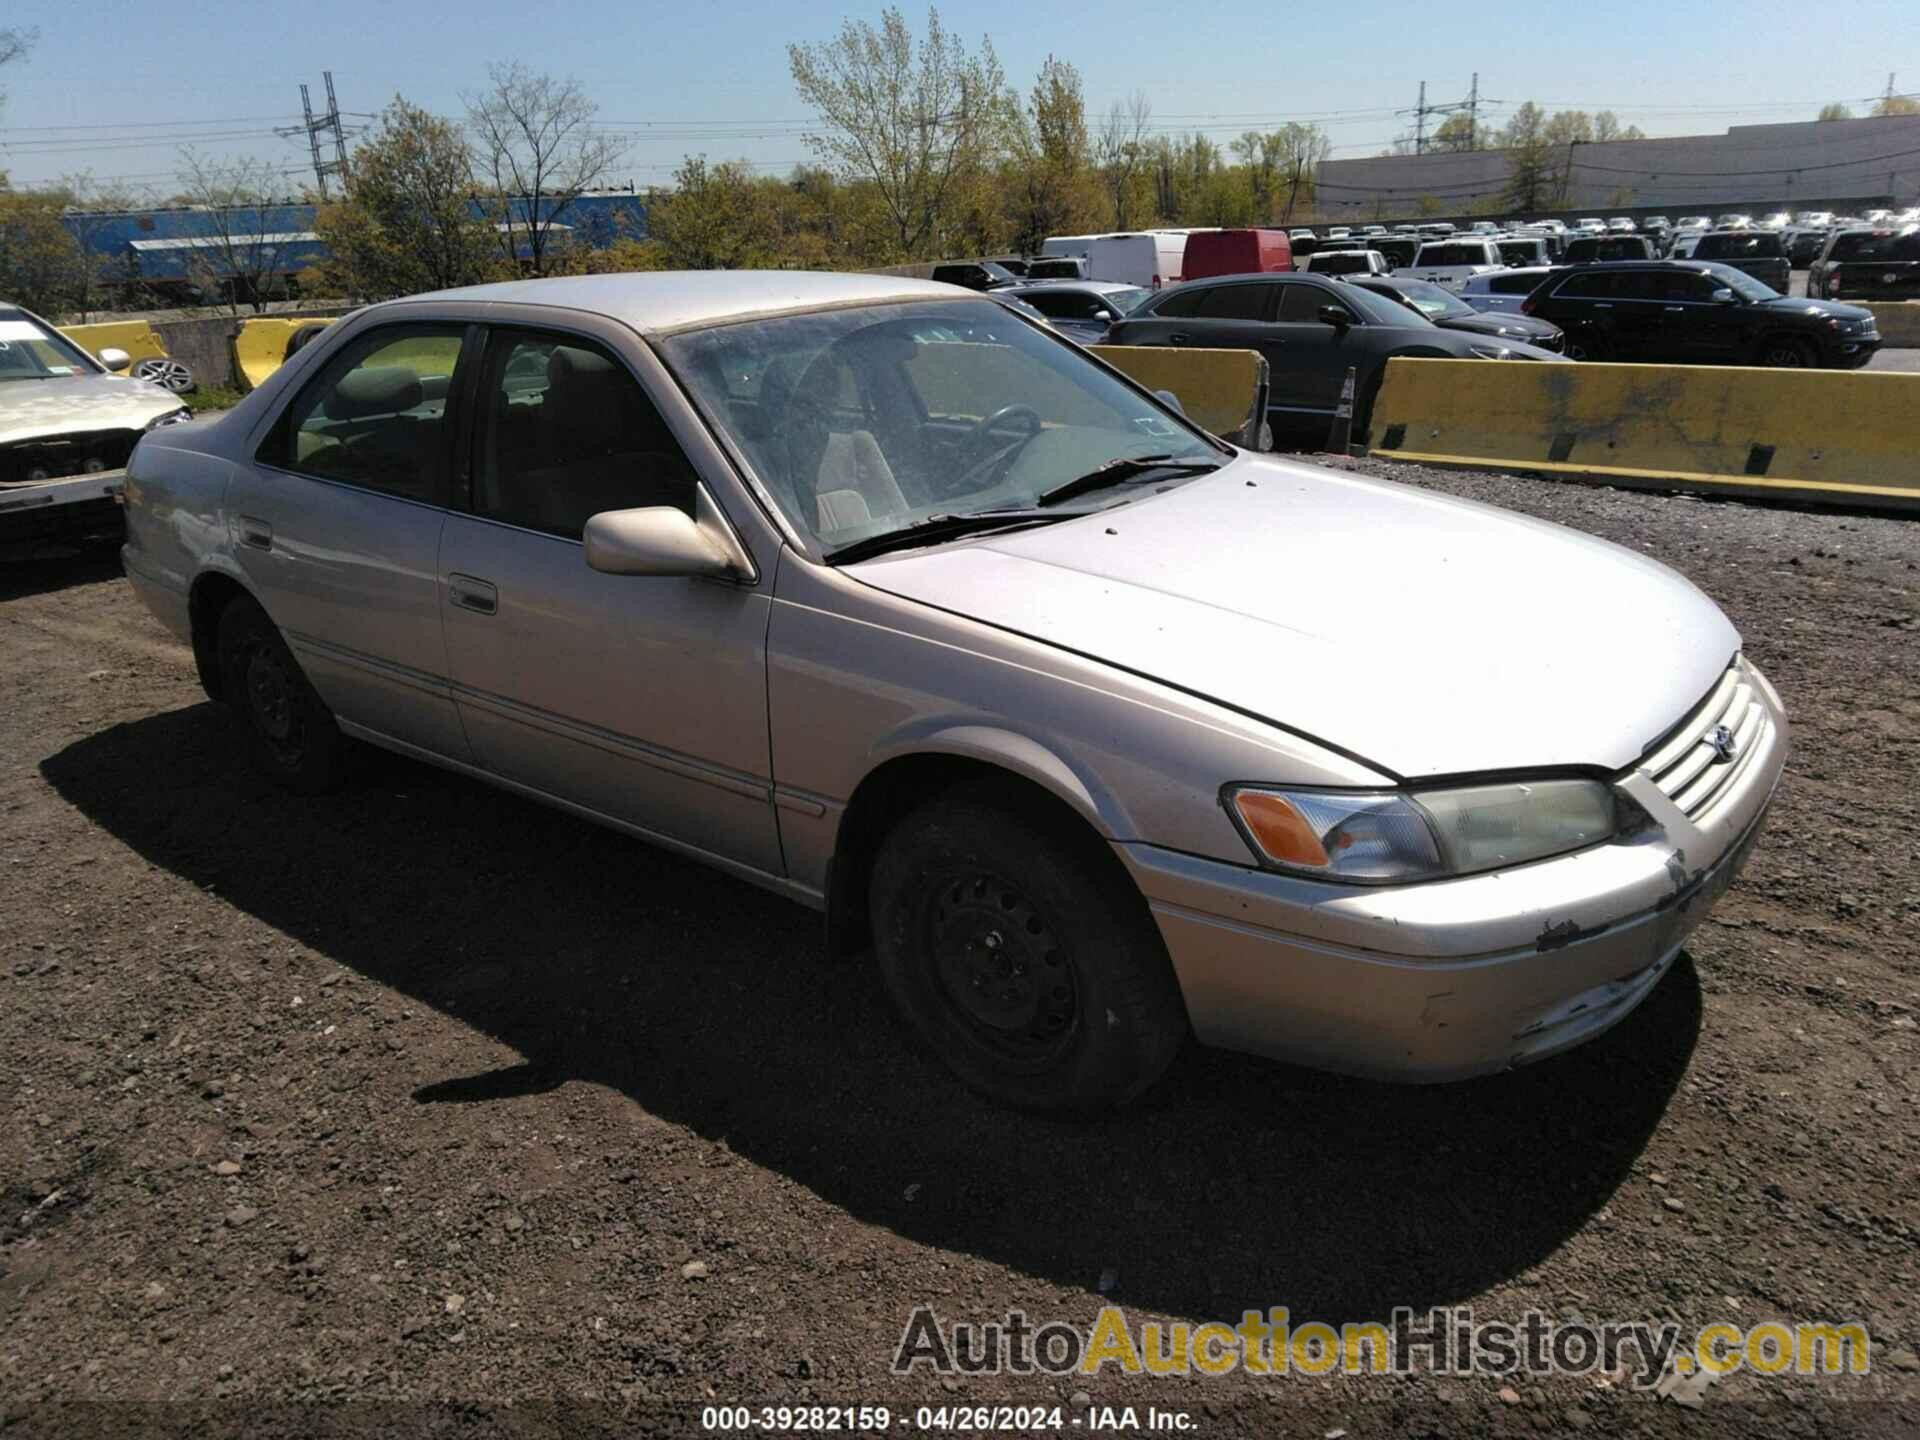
1400, 77, 1496, 154
279, 72, 350, 200
1466, 73, 1480, 151
1414, 81, 1427, 154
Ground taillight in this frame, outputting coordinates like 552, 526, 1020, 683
1519, 294, 1537, 315
1151, 274, 1162, 289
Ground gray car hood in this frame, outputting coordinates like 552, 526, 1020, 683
850, 457, 1736, 779
0, 374, 182, 446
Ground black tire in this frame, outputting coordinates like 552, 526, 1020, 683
215, 595, 352, 794
1755, 336, 1814, 368
1565, 332, 1611, 362
869, 781, 1188, 1110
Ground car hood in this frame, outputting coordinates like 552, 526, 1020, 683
1437, 311, 1560, 340
849, 456, 1736, 779
1754, 295, 1874, 322
0, 374, 182, 446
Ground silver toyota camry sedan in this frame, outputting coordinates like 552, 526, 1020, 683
121, 272, 1786, 1109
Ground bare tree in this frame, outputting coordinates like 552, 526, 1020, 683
465, 62, 627, 277
58, 172, 146, 320
788, 6, 1009, 260
1093, 91, 1151, 228
174, 152, 303, 313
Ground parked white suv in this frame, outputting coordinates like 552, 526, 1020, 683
1407, 238, 1505, 291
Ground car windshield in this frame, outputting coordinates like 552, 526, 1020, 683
1103, 286, 1152, 314
1372, 278, 1474, 319
1701, 264, 1778, 301
661, 299, 1221, 558
1697, 233, 1783, 259
0, 314, 97, 382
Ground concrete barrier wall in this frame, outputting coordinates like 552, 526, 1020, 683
1866, 303, 1920, 349
1087, 345, 1268, 446
1371, 357, 1920, 512
59, 307, 352, 391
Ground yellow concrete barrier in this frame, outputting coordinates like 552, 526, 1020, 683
59, 321, 170, 365
1865, 303, 1920, 348
233, 318, 332, 390
1370, 358, 1920, 513
1088, 345, 1268, 446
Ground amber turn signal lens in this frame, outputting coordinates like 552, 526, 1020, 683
1232, 791, 1331, 869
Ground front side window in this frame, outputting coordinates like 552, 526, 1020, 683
1555, 272, 1615, 299
661, 299, 1217, 556
472, 330, 696, 540
268, 324, 465, 503
1192, 284, 1274, 321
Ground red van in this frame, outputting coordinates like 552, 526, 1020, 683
1179, 228, 1295, 280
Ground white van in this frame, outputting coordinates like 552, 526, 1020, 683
1088, 231, 1189, 289
1039, 234, 1099, 263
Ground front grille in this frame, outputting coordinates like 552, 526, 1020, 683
1640, 660, 1768, 820
0, 429, 140, 487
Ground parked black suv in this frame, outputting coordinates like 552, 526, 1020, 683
1521, 261, 1880, 367
1564, 234, 1657, 263
1105, 273, 1564, 438
1688, 231, 1790, 292
1807, 227, 1920, 301
930, 260, 1019, 291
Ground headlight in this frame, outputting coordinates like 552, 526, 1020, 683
1467, 343, 1515, 360
145, 408, 192, 430
1226, 780, 1617, 884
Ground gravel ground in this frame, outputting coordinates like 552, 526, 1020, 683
1, 462, 1917, 1440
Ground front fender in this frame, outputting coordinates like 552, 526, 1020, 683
863, 719, 1127, 838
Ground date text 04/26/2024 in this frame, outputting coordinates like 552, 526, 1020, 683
700, 1405, 1196, 1431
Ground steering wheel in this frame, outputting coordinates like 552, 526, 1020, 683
928, 405, 1044, 502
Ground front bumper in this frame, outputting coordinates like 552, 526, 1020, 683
1117, 658, 1787, 1082
0, 469, 125, 541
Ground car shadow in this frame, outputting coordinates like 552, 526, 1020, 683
41, 706, 1699, 1326
0, 539, 124, 602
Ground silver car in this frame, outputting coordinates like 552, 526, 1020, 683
121, 272, 1786, 1109
1, 303, 190, 542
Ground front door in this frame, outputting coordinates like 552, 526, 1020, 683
437, 325, 780, 874
228, 322, 474, 761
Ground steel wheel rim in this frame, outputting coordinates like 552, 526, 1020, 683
923, 869, 1078, 1067
244, 643, 306, 764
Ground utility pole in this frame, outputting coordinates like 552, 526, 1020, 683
1283, 158, 1301, 222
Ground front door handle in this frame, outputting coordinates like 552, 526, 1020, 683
1167, 332, 1192, 346
1664, 306, 1686, 312
237, 515, 272, 551
447, 573, 497, 616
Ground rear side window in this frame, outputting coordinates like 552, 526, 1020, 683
1553, 272, 1615, 299
1490, 273, 1542, 295
265, 324, 466, 504
1696, 234, 1783, 259
472, 329, 696, 540
1829, 230, 1920, 262
1415, 244, 1485, 267
1190, 284, 1274, 321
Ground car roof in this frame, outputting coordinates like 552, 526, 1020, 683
406, 270, 968, 336
1007, 280, 1137, 295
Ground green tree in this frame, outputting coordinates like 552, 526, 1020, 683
649, 157, 769, 270
1872, 94, 1920, 116
1818, 102, 1855, 121
0, 190, 88, 317
1094, 91, 1152, 227
788, 6, 1010, 260
315, 98, 500, 301
1006, 56, 1093, 253
1429, 113, 1476, 153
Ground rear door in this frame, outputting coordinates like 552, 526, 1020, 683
436, 320, 779, 872
230, 321, 474, 760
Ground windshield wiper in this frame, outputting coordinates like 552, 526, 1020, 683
822, 509, 1073, 566
1035, 454, 1220, 507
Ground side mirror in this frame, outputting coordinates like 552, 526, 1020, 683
98, 347, 132, 372
1710, 288, 1736, 304
1317, 305, 1352, 330
1154, 388, 1186, 416
584, 483, 754, 580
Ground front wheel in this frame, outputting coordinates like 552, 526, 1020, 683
1565, 333, 1611, 362
869, 783, 1188, 1110
216, 596, 352, 793
1756, 336, 1814, 368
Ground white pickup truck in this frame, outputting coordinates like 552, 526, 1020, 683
1406, 238, 1507, 292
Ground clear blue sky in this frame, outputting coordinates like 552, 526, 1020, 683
1, 0, 1913, 193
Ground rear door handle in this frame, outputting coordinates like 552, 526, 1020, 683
447, 573, 497, 616
1167, 332, 1192, 346
1664, 306, 1686, 312
237, 515, 272, 551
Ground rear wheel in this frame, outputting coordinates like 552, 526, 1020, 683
1756, 336, 1814, 368
869, 782, 1188, 1110
1565, 333, 1611, 362
216, 596, 352, 793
